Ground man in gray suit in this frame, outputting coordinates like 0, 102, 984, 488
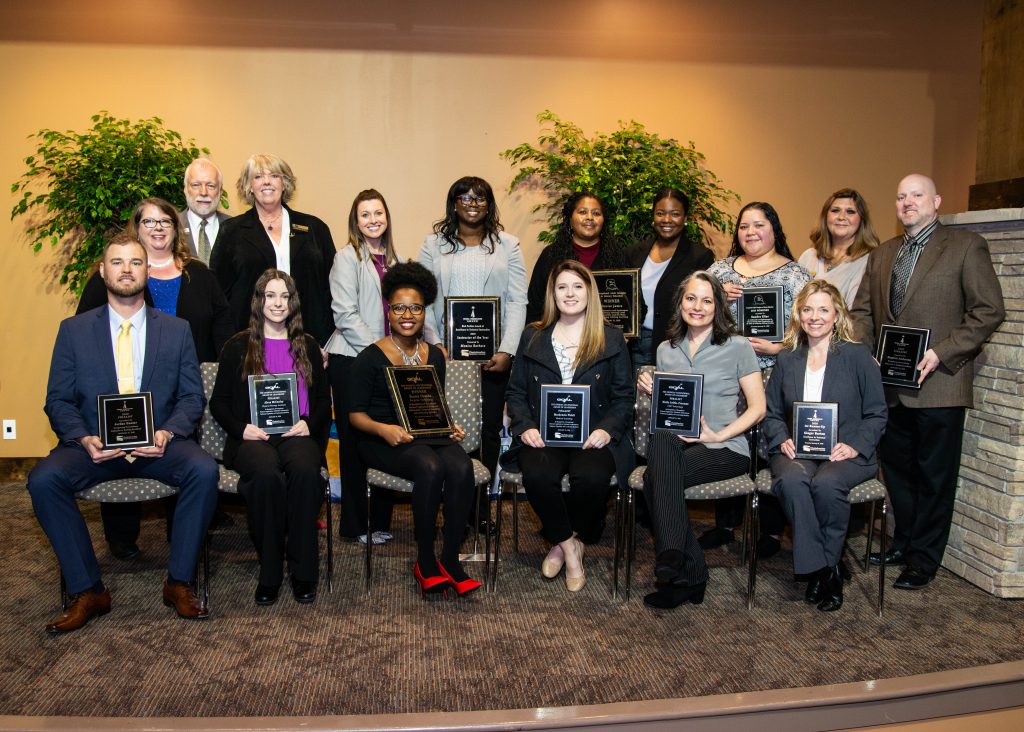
851, 173, 1004, 590
181, 158, 230, 264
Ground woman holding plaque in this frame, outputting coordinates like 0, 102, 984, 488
705, 202, 811, 553
419, 176, 528, 534
627, 187, 715, 368
762, 281, 886, 611
798, 189, 880, 305
210, 269, 331, 606
325, 189, 403, 546
348, 261, 481, 598
525, 192, 630, 323
504, 260, 635, 592
637, 271, 765, 609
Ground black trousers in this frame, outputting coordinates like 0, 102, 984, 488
234, 436, 324, 586
644, 435, 749, 586
329, 354, 393, 538
518, 445, 616, 545
878, 403, 965, 576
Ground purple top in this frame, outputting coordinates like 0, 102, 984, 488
370, 252, 391, 336
264, 338, 310, 418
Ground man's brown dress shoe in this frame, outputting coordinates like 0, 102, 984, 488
162, 580, 208, 619
45, 588, 111, 634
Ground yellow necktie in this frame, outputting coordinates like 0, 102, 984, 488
117, 320, 135, 394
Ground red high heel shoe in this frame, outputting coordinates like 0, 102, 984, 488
413, 563, 450, 598
437, 561, 482, 596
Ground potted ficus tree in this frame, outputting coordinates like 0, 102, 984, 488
10, 111, 217, 295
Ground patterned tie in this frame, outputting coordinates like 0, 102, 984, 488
888, 238, 922, 316
117, 320, 135, 394
198, 218, 211, 263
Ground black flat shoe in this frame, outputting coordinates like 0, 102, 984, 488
869, 547, 906, 566
109, 541, 140, 561
291, 578, 317, 604
697, 528, 735, 550
816, 566, 843, 612
805, 567, 827, 604
893, 566, 933, 590
254, 583, 280, 606
643, 582, 706, 610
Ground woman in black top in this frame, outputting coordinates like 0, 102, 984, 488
348, 262, 481, 598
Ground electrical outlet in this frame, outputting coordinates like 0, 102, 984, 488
2, 420, 14, 440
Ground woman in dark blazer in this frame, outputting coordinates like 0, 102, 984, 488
626, 187, 714, 368
504, 260, 635, 592
211, 154, 337, 345
763, 280, 887, 612
210, 269, 331, 606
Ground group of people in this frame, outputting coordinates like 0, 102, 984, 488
27, 157, 1004, 634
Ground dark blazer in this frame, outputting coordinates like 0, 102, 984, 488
503, 323, 635, 488
209, 332, 331, 467
850, 222, 1004, 409
45, 306, 204, 442
77, 260, 233, 363
525, 241, 631, 323
179, 210, 231, 262
211, 206, 337, 345
762, 341, 887, 465
626, 235, 715, 346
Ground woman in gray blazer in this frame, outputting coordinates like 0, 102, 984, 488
325, 189, 403, 543
419, 176, 528, 533
763, 281, 887, 612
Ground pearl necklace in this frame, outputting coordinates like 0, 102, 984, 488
149, 256, 175, 268
390, 335, 423, 365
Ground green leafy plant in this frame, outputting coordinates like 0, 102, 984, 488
502, 110, 738, 245
10, 112, 216, 294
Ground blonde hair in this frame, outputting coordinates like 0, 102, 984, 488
535, 260, 606, 369
236, 153, 296, 206
782, 280, 858, 350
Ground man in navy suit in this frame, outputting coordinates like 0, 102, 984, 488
28, 232, 218, 634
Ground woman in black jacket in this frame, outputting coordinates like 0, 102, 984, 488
504, 260, 635, 592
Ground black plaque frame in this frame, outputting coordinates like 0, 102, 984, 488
792, 401, 838, 460
876, 324, 931, 389
445, 296, 501, 362
540, 384, 591, 447
592, 269, 640, 338
97, 392, 155, 450
650, 371, 704, 438
384, 365, 455, 438
737, 285, 785, 342
248, 372, 300, 434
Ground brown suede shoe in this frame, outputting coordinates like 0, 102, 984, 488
45, 588, 111, 634
162, 580, 209, 620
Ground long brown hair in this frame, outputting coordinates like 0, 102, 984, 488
781, 280, 858, 350
808, 188, 880, 262
242, 269, 313, 385
664, 271, 738, 347
347, 189, 398, 264
534, 259, 606, 369
126, 197, 192, 271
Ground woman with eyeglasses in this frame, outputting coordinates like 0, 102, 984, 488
211, 269, 331, 606
419, 176, 527, 535
76, 196, 234, 559
348, 262, 481, 598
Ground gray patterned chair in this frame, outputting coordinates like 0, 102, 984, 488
754, 469, 888, 616
198, 362, 334, 593
363, 359, 492, 594
620, 365, 758, 605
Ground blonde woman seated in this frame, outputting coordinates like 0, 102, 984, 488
637, 271, 765, 609
762, 281, 886, 612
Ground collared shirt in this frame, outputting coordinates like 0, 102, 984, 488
895, 217, 939, 283
269, 207, 291, 274
186, 209, 221, 254
107, 303, 147, 392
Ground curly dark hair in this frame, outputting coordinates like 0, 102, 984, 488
381, 261, 438, 305
664, 271, 738, 348
541, 191, 628, 267
432, 176, 504, 254
728, 201, 795, 260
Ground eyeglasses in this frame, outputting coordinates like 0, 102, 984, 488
389, 303, 425, 315
457, 195, 488, 206
140, 218, 175, 230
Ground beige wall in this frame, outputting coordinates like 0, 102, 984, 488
0, 41, 978, 457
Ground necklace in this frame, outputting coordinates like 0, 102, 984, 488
149, 256, 175, 268
390, 335, 423, 365
370, 251, 389, 273
259, 210, 283, 231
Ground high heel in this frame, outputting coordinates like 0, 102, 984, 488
413, 563, 450, 598
566, 538, 586, 592
437, 561, 482, 596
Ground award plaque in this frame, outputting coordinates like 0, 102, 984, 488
384, 365, 455, 438
737, 286, 785, 342
592, 269, 640, 338
97, 392, 155, 450
876, 324, 931, 389
792, 402, 838, 460
248, 372, 300, 434
650, 372, 704, 438
445, 296, 500, 361
540, 384, 591, 447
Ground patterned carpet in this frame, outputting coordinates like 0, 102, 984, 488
0, 480, 1021, 718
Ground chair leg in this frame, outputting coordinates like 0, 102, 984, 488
612, 485, 622, 600
482, 482, 492, 590
60, 571, 68, 612
325, 480, 334, 594
877, 499, 887, 618
512, 487, 520, 555
863, 500, 877, 572
624, 487, 636, 601
202, 533, 210, 611
472, 481, 482, 557
746, 492, 759, 610
491, 482, 505, 592
365, 485, 373, 596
